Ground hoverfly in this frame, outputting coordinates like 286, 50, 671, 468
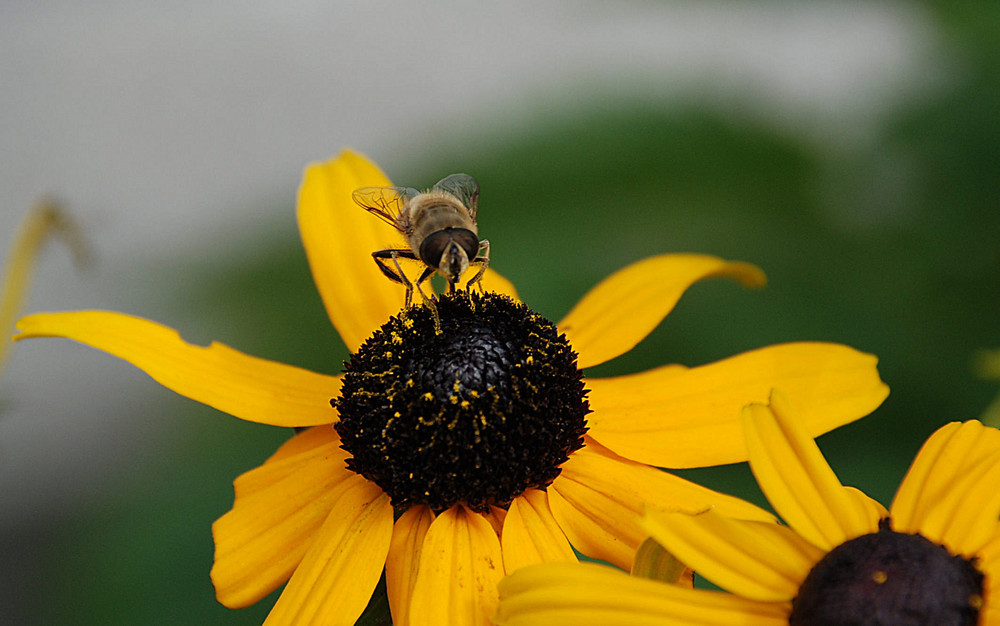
353, 173, 490, 309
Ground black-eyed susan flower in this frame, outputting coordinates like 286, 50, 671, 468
14, 151, 889, 625
496, 392, 1000, 626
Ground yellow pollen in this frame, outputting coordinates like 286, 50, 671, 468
453, 380, 462, 392
422, 392, 434, 401
525, 355, 534, 365
469, 390, 480, 398
449, 395, 458, 404
384, 351, 393, 359
403, 318, 414, 329
391, 332, 403, 345
461, 400, 470, 409
871, 570, 888, 584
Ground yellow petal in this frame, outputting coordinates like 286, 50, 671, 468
495, 561, 789, 626
263, 474, 393, 626
586, 342, 889, 468
976, 528, 1000, 567
501, 489, 577, 574
232, 426, 344, 499
901, 448, 1000, 554
630, 537, 690, 585
891, 420, 1000, 535
0, 200, 88, 373
974, 530, 1000, 613
409, 505, 505, 626
982, 606, 1000, 626
547, 439, 775, 571
743, 393, 881, 551
890, 421, 963, 525
386, 506, 435, 626
263, 425, 339, 465
641, 509, 821, 602
843, 486, 889, 522
483, 505, 508, 537
297, 150, 405, 352
211, 431, 352, 607
558, 254, 765, 370
14, 310, 341, 427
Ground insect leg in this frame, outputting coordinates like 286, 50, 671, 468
465, 239, 490, 293
413, 266, 436, 302
413, 265, 441, 333
372, 248, 417, 307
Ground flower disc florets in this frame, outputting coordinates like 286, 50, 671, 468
333, 291, 589, 512
790, 519, 984, 625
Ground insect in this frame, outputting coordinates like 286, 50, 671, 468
353, 173, 490, 309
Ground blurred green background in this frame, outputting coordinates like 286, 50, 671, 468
6, 2, 1000, 624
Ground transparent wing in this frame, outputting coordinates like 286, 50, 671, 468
433, 173, 480, 220
352, 186, 419, 230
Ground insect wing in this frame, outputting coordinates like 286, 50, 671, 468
352, 186, 419, 229
434, 173, 480, 220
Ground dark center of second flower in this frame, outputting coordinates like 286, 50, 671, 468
790, 518, 984, 626
333, 291, 589, 512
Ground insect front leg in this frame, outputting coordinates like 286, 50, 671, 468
413, 265, 442, 333
465, 239, 490, 293
372, 248, 417, 308
413, 266, 436, 303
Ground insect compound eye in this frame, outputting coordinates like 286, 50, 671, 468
420, 228, 479, 280
419, 230, 455, 268
449, 228, 480, 261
